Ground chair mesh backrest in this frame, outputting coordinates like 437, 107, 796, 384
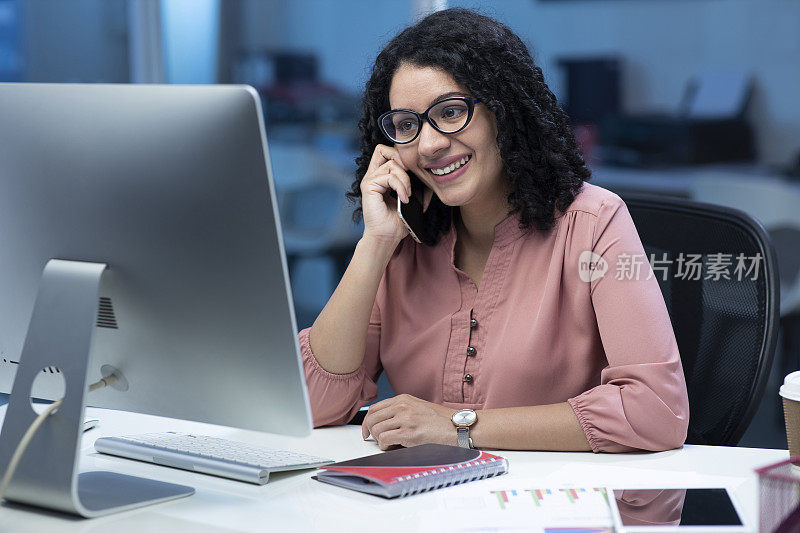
624, 194, 779, 446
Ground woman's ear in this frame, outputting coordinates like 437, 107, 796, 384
422, 186, 434, 213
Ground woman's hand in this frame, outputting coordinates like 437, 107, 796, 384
361, 394, 458, 450
360, 144, 412, 246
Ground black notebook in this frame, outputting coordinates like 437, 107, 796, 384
313, 443, 508, 498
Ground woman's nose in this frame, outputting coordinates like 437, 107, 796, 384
416, 121, 450, 158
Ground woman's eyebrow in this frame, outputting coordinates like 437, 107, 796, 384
430, 91, 469, 105
390, 91, 470, 111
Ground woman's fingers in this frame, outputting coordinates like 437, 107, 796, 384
362, 402, 397, 439
375, 428, 406, 450
388, 175, 409, 204
376, 160, 411, 198
365, 396, 396, 415
362, 173, 405, 202
367, 144, 407, 175
369, 417, 403, 444
364, 146, 411, 201
363, 162, 410, 200
360, 146, 414, 242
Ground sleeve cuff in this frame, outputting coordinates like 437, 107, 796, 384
298, 327, 366, 382
297, 327, 375, 427
568, 395, 607, 453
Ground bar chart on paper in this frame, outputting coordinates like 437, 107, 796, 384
437, 486, 616, 532
493, 487, 612, 514
492, 487, 609, 508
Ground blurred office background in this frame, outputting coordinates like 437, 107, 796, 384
1, 0, 799, 448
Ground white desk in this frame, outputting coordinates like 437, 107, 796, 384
0, 405, 788, 532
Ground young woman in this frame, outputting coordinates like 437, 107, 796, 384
298, 8, 689, 453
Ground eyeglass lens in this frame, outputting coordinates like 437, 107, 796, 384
381, 98, 471, 143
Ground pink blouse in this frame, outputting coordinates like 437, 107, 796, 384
299, 182, 689, 452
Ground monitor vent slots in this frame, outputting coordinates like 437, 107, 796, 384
97, 297, 119, 329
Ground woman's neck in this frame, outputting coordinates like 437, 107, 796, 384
455, 195, 512, 251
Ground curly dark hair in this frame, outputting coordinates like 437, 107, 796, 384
346, 8, 591, 245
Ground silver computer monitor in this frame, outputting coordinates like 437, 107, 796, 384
0, 83, 312, 438
0, 82, 317, 516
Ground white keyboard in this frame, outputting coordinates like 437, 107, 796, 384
94, 432, 334, 485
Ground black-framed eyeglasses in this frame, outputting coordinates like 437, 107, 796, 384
378, 97, 480, 144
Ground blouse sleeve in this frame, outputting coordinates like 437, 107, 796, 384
567, 196, 690, 452
298, 299, 382, 427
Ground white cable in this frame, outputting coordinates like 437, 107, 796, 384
0, 374, 118, 503
88, 374, 118, 393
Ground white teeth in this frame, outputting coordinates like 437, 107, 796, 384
430, 155, 470, 176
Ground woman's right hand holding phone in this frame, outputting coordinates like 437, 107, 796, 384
308, 145, 412, 375
360, 144, 412, 246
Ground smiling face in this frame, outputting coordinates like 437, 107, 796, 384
388, 63, 507, 214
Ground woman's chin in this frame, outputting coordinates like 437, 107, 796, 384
437, 196, 465, 208
432, 188, 471, 208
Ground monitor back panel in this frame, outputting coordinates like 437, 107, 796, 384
0, 83, 313, 437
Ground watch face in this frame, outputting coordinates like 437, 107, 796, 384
452, 409, 477, 426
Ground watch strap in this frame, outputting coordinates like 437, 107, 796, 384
456, 426, 471, 448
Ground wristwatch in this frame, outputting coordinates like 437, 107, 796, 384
451, 409, 477, 448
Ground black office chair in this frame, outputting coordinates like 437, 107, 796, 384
623, 193, 780, 446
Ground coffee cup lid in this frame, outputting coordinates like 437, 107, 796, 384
780, 371, 800, 401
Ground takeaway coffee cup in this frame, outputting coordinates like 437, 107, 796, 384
780, 371, 800, 456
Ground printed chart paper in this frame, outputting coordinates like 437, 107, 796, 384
426, 486, 619, 532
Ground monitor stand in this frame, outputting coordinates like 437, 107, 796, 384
0, 259, 194, 517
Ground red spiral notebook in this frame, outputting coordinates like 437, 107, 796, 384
312, 443, 508, 498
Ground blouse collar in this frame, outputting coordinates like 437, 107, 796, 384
492, 212, 528, 247
442, 210, 528, 253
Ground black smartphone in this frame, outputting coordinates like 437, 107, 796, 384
397, 192, 425, 244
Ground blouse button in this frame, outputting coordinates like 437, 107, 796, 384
470, 318, 478, 328
466, 346, 477, 357
463, 374, 474, 383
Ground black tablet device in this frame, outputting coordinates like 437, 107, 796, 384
611, 488, 746, 532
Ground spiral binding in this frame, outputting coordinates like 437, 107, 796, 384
395, 457, 509, 497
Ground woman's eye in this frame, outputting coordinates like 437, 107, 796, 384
441, 106, 465, 119
399, 121, 415, 131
